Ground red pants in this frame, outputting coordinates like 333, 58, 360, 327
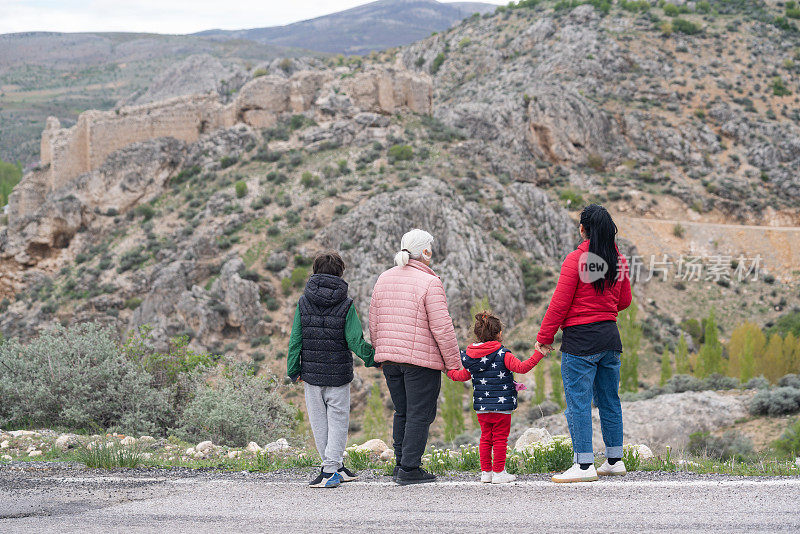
477, 412, 512, 472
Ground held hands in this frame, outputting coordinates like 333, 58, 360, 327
534, 341, 554, 357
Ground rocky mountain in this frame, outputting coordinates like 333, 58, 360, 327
198, 0, 496, 54
1, 0, 799, 392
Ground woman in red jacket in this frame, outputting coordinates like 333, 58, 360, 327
534, 204, 632, 484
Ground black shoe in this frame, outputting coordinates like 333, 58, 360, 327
395, 466, 437, 486
338, 465, 358, 482
309, 469, 342, 488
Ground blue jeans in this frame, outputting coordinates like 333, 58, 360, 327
561, 350, 623, 464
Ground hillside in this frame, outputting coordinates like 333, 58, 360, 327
1, 0, 800, 427
198, 0, 496, 54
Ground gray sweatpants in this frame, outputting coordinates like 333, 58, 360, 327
304, 382, 350, 474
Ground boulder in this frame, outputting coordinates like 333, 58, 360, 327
0, 440, 9, 449
139, 436, 156, 444
246, 442, 263, 454
1, 454, 11, 461
195, 440, 214, 453
531, 391, 751, 449
55, 434, 79, 451
264, 438, 289, 453
354, 439, 389, 454
28, 450, 42, 457
120, 436, 136, 446
380, 449, 395, 461
514, 428, 553, 451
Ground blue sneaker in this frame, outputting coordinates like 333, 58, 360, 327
309, 470, 342, 488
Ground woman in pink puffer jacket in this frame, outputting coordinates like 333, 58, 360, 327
369, 229, 462, 485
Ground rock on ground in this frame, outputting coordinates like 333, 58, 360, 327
514, 428, 553, 451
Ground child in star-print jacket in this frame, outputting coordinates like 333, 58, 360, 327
447, 312, 545, 483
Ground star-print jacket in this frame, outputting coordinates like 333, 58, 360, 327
446, 341, 544, 413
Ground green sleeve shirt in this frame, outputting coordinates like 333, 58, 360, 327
286, 303, 376, 381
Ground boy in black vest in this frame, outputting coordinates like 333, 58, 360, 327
287, 251, 377, 488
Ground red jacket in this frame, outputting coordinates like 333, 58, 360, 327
446, 341, 544, 381
536, 240, 632, 346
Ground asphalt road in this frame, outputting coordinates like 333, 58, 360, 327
2, 466, 799, 533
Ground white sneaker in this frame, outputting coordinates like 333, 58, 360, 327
491, 470, 516, 484
480, 471, 493, 483
597, 460, 627, 476
551, 463, 599, 483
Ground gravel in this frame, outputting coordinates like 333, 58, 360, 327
1, 463, 799, 532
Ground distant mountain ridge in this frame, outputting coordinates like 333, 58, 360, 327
196, 0, 496, 54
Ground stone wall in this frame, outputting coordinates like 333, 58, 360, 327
36, 66, 432, 196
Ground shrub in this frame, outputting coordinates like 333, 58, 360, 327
431, 52, 446, 74
664, 374, 703, 393
559, 188, 584, 208
520, 260, 546, 303
117, 246, 148, 273
778, 374, 800, 389
388, 144, 413, 163
234, 180, 248, 198
672, 18, 701, 35
253, 68, 268, 78
688, 431, 754, 461
749, 387, 800, 416
124, 297, 143, 310
174, 360, 295, 447
134, 204, 156, 221
702, 373, 739, 391
0, 323, 171, 435
663, 3, 679, 16
220, 155, 238, 169
744, 376, 770, 390
300, 171, 320, 188
773, 77, 792, 96
774, 418, 800, 456
673, 223, 685, 238
290, 266, 308, 287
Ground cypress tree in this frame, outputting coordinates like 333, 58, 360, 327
660, 348, 673, 386
697, 308, 723, 377
676, 333, 691, 375
619, 300, 641, 392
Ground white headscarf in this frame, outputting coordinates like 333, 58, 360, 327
394, 229, 434, 267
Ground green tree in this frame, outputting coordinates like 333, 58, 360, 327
550, 358, 564, 408
675, 333, 691, 374
697, 308, 723, 378
0, 158, 22, 206
760, 333, 785, 382
441, 378, 466, 442
362, 384, 387, 441
619, 300, 642, 392
659, 348, 673, 386
534, 363, 546, 404
728, 322, 765, 381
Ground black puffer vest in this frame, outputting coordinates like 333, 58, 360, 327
461, 346, 518, 412
299, 274, 354, 387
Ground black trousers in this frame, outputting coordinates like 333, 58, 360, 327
382, 363, 442, 469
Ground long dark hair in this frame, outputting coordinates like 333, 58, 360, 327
580, 204, 618, 294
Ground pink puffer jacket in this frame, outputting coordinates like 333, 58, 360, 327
369, 259, 461, 371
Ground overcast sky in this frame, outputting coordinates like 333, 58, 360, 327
2, 0, 507, 35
